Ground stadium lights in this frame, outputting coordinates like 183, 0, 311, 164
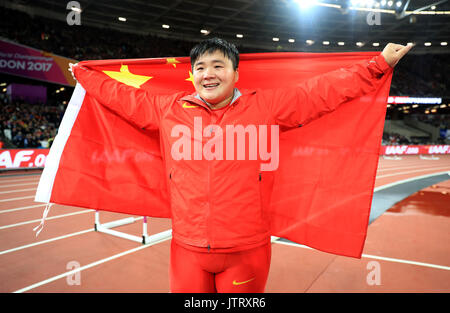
306, 39, 314, 45
236, 34, 244, 38
373, 42, 380, 46
322, 41, 330, 45
273, 37, 280, 42
162, 24, 170, 29
288, 38, 295, 43
441, 42, 448, 46
200, 29, 210, 35
356, 42, 364, 47
424, 42, 432, 46
302, 0, 450, 15
118, 17, 126, 22
338, 41, 345, 46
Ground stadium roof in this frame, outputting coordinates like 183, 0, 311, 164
3, 0, 450, 54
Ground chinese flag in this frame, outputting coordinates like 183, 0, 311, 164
35, 53, 392, 258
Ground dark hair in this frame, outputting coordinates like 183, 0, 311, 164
190, 37, 239, 70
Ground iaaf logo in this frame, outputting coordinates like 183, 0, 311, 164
0, 150, 48, 168
384, 145, 420, 155
170, 117, 279, 171
385, 145, 408, 155
428, 145, 449, 154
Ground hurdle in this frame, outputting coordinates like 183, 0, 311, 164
94, 211, 171, 244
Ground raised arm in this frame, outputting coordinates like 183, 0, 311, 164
267, 43, 413, 128
70, 63, 163, 130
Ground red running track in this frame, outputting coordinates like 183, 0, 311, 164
0, 155, 449, 293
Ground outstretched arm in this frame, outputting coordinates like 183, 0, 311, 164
69, 63, 163, 130
268, 43, 413, 128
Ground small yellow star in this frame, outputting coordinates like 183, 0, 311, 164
102, 65, 152, 88
185, 71, 194, 86
166, 58, 181, 68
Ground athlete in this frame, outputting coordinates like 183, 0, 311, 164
69, 38, 412, 293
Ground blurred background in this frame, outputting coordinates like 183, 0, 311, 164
0, 0, 449, 153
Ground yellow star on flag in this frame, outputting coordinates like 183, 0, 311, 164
185, 71, 194, 86
102, 65, 152, 88
166, 58, 181, 68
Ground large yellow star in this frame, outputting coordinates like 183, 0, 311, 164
185, 71, 194, 86
166, 58, 181, 68
102, 65, 152, 88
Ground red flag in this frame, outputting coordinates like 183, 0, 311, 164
35, 52, 392, 257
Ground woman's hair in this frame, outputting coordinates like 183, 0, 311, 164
190, 37, 239, 70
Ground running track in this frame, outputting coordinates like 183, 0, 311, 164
0, 155, 449, 293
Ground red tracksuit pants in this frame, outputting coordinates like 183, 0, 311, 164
169, 240, 272, 293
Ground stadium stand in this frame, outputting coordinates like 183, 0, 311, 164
0, 7, 448, 148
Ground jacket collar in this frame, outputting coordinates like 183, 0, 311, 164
180, 88, 256, 110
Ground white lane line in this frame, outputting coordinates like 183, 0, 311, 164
0, 195, 35, 202
375, 171, 450, 192
376, 166, 450, 179
273, 240, 450, 271
0, 229, 93, 256
0, 182, 38, 189
0, 188, 36, 194
376, 164, 449, 173
0, 177, 40, 184
13, 230, 172, 293
362, 254, 450, 271
0, 209, 93, 230
0, 204, 46, 214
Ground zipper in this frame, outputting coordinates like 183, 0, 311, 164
204, 101, 234, 252
206, 111, 213, 252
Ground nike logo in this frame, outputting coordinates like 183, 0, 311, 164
182, 102, 197, 109
232, 277, 255, 286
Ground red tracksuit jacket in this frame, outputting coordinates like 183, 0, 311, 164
73, 54, 391, 251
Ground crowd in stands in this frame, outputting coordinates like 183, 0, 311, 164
0, 7, 263, 61
0, 96, 63, 149
390, 54, 449, 98
1, 7, 448, 98
382, 132, 411, 145
0, 7, 449, 149
411, 113, 449, 129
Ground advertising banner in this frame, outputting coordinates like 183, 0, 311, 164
380, 145, 450, 155
0, 38, 77, 87
1, 145, 448, 169
0, 149, 49, 169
